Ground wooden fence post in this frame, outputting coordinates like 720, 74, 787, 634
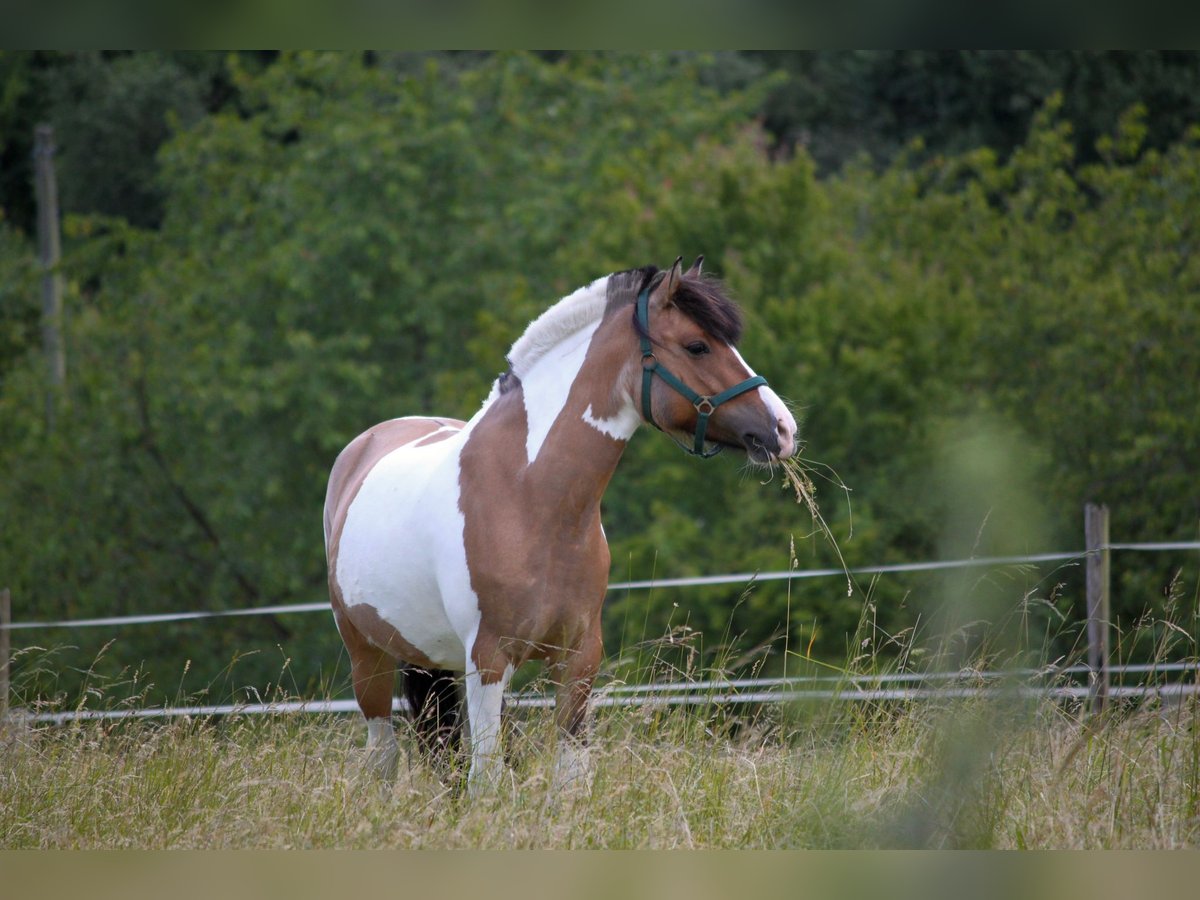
34, 123, 66, 431
1085, 503, 1111, 714
1, 588, 10, 720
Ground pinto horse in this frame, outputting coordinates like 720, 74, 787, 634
323, 257, 797, 791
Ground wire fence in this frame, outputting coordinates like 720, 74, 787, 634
3, 539, 1198, 725
4, 542, 1198, 633
19, 661, 1200, 725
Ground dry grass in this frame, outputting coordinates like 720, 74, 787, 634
3, 689, 1199, 849
5, 466, 1196, 848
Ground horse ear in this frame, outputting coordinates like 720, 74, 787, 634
651, 256, 685, 308
685, 255, 704, 278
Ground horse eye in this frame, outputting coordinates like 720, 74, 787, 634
685, 341, 710, 357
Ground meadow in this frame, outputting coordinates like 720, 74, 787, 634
3, 52, 1198, 854
5, 543, 1198, 851
4, 674, 1198, 849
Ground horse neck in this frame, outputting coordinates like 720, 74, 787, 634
507, 311, 638, 519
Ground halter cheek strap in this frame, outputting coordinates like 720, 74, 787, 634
636, 285, 767, 458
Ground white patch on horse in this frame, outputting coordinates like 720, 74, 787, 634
520, 320, 603, 464
464, 661, 514, 793
336, 427, 484, 669
365, 716, 399, 777
732, 347, 797, 459
582, 400, 640, 442
414, 423, 460, 446
506, 276, 612, 465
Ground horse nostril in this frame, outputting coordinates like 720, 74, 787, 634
746, 433, 775, 456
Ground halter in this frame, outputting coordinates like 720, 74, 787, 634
636, 284, 767, 458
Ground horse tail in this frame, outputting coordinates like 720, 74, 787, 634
401, 665, 463, 762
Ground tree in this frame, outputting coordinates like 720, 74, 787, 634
2, 54, 1197, 705
0, 51, 767, 701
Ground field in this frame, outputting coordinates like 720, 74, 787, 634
6, 575, 1199, 850
4, 688, 1199, 849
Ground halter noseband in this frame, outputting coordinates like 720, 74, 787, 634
636, 284, 767, 458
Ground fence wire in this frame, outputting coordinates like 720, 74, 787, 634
5, 542, 1197, 632
4, 541, 1198, 725
19, 662, 1200, 724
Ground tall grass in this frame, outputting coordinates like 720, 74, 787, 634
5, 468, 1197, 850
3, 606, 1199, 848
3, 689, 1199, 848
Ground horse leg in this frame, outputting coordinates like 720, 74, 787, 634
552, 625, 602, 790
401, 664, 463, 767
337, 610, 399, 778
463, 639, 513, 795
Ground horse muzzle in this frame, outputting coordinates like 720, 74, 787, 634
743, 420, 797, 463
745, 384, 797, 463
718, 399, 797, 464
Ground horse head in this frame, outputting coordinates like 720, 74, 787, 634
635, 256, 797, 463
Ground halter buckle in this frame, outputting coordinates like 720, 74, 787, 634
641, 352, 658, 371
693, 397, 715, 416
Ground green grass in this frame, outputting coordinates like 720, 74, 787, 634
3, 688, 1200, 848
5, 539, 1198, 849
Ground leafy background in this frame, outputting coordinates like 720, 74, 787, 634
1, 51, 1197, 703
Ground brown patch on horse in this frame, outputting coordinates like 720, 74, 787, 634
333, 600, 441, 671
326, 417, 464, 671
455, 269, 748, 682
457, 305, 634, 690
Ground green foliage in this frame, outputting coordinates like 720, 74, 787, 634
0, 51, 263, 232
0, 213, 38, 375
0, 52, 764, 700
752, 51, 1200, 174
43, 52, 212, 228
1, 52, 1197, 704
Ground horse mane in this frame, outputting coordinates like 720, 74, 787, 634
502, 265, 744, 388
629, 267, 744, 347
667, 274, 744, 346
505, 276, 610, 380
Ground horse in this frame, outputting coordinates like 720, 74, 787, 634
323, 257, 797, 792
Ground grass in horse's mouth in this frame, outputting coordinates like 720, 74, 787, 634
775, 453, 855, 597
779, 454, 817, 513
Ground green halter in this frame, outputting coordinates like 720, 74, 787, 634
636, 284, 767, 458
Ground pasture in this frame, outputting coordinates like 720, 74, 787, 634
3, 53, 1198, 853
5, 543, 1199, 850
4, 681, 1199, 849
